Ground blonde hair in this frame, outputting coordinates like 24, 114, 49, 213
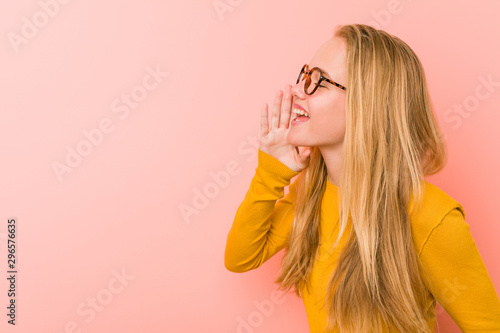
274, 24, 447, 332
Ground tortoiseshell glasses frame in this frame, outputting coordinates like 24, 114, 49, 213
296, 64, 347, 95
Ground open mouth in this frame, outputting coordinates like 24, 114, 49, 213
292, 107, 310, 123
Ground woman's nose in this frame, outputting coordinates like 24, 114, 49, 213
290, 80, 306, 99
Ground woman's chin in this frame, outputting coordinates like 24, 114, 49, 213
287, 131, 308, 147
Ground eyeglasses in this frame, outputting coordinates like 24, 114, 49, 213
296, 64, 346, 95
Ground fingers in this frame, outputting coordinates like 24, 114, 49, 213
296, 146, 311, 159
261, 103, 269, 137
301, 147, 311, 159
271, 90, 282, 130
264, 87, 291, 135
279, 84, 292, 129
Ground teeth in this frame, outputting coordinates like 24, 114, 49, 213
292, 108, 310, 117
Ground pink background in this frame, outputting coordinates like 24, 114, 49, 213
1, 0, 499, 332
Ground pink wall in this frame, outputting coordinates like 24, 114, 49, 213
0, 0, 499, 332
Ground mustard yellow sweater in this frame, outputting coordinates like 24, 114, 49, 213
224, 149, 500, 332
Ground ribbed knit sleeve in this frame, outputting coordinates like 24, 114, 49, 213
419, 207, 500, 331
224, 148, 301, 273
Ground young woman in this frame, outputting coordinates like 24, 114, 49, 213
224, 24, 500, 332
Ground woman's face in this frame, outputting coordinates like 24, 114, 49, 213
288, 36, 347, 151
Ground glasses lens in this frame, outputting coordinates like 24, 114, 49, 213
297, 65, 307, 84
297, 66, 321, 95
305, 68, 321, 94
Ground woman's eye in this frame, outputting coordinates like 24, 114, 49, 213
319, 85, 327, 88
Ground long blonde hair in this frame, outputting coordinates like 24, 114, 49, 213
274, 24, 447, 332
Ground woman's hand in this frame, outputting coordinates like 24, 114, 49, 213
259, 84, 311, 173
